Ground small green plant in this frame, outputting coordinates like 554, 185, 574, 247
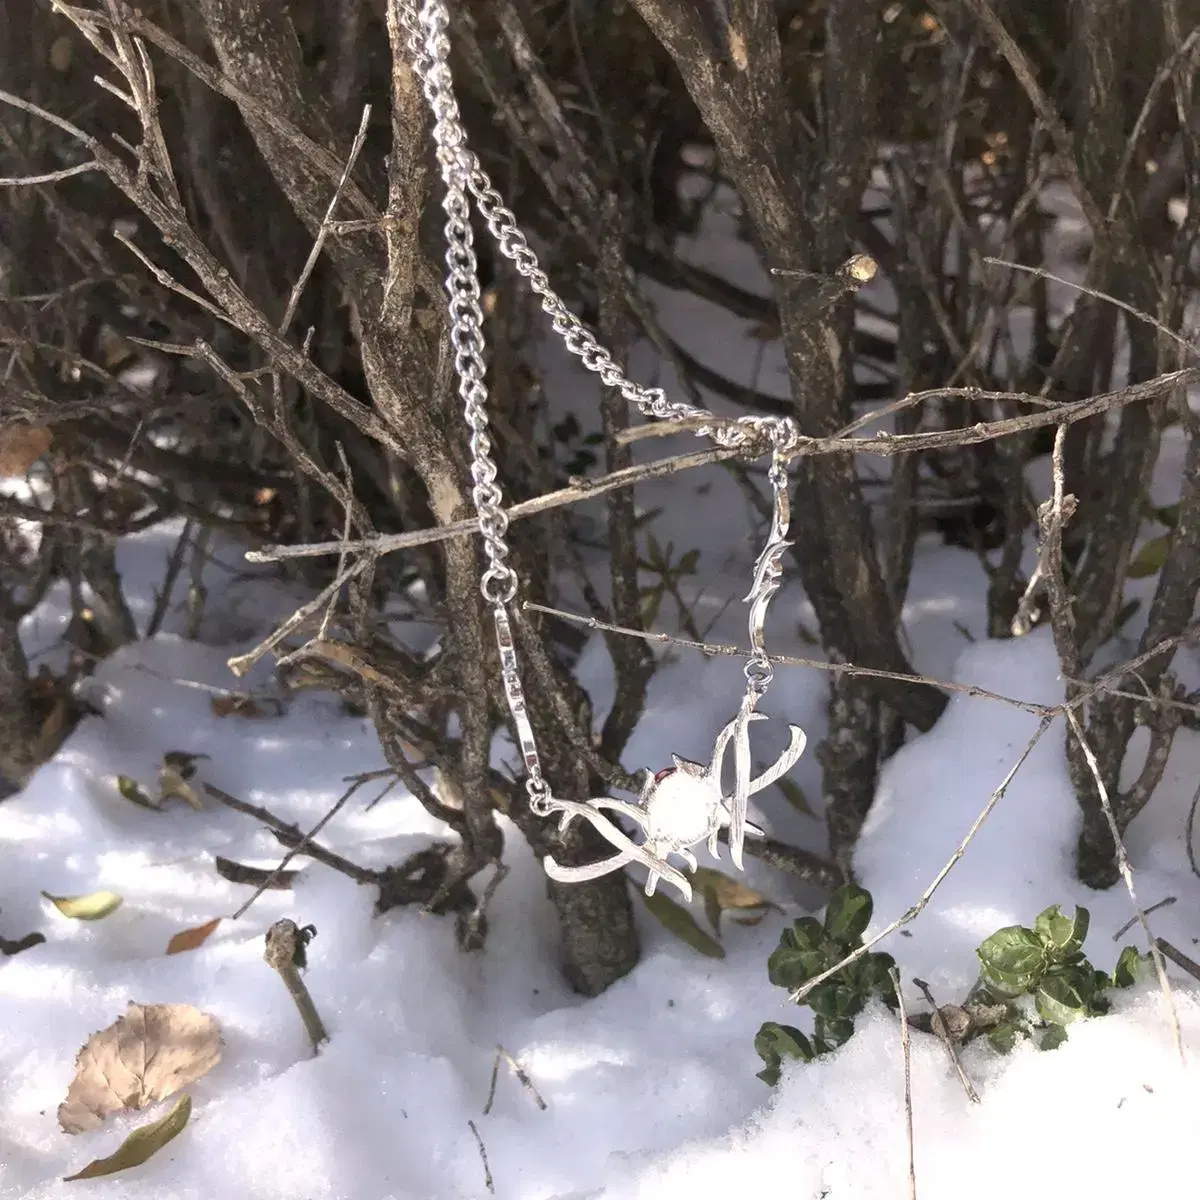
971, 904, 1150, 1051
755, 891, 1152, 1085
755, 884, 898, 1084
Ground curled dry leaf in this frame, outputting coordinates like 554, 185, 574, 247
689, 867, 777, 937
166, 917, 222, 955
158, 760, 204, 811
58, 1002, 221, 1134
63, 1093, 192, 1181
41, 890, 123, 921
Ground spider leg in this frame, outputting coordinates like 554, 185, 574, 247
542, 799, 692, 901
746, 724, 807, 792
588, 796, 652, 830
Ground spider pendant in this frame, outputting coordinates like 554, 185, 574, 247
541, 712, 806, 902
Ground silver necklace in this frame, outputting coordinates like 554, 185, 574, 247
401, 0, 806, 902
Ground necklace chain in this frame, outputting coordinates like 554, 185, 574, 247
401, 0, 798, 820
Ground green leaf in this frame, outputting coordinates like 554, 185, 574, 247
776, 776, 818, 819
1034, 904, 1090, 962
854, 953, 900, 1005
986, 1019, 1025, 1054
1035, 964, 1098, 1025
783, 916, 827, 950
1128, 535, 1172, 578
116, 775, 160, 811
1111, 945, 1150, 988
1039, 1024, 1069, 1051
640, 890, 725, 959
1154, 503, 1179, 529
767, 943, 828, 990
814, 1015, 857, 1052
63, 1093, 191, 1181
41, 890, 123, 921
977, 925, 1046, 994
807, 982, 866, 1021
768, 918, 839, 990
754, 1022, 814, 1084
676, 548, 701, 575
823, 885, 873, 945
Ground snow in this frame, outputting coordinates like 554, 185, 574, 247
4, 204, 1200, 1200
3, 505, 1199, 1200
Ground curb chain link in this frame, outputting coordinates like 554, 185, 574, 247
401, 0, 794, 815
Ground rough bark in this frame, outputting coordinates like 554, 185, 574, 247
196, 0, 639, 992
630, 0, 946, 734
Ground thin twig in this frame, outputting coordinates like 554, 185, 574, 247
226, 554, 372, 677
467, 1120, 495, 1196
1064, 709, 1185, 1064
1155, 937, 1200, 984
985, 257, 1198, 359
911, 978, 979, 1103
525, 602, 1050, 714
243, 369, 1200, 565
279, 105, 372, 335
788, 716, 1053, 1003
203, 783, 378, 885
318, 443, 355, 643
245, 444, 746, 562
145, 520, 194, 639
264, 919, 328, 1052
1187, 778, 1200, 881
0, 160, 99, 187
889, 967, 918, 1200
483, 1046, 549, 1115
230, 776, 368, 919
1113, 896, 1176, 941
111, 228, 236, 328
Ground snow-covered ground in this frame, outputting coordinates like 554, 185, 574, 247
3, 191, 1200, 1198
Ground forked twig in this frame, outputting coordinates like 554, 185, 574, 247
483, 1046, 548, 1115
279, 104, 373, 335
912, 978, 979, 1103
226, 554, 372, 678
1113, 896, 1176, 941
230, 776, 368, 919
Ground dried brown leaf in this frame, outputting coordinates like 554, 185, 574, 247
57, 1002, 221, 1134
166, 918, 222, 955
0, 424, 52, 475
